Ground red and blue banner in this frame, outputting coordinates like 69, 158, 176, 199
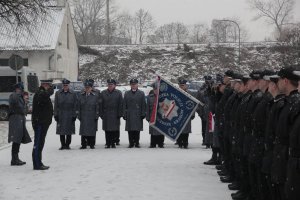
150, 76, 201, 141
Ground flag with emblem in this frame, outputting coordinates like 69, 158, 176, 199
150, 76, 201, 141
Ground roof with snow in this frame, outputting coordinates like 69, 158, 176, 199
0, 7, 65, 51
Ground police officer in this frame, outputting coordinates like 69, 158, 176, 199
100, 79, 123, 148
280, 68, 300, 200
8, 82, 32, 166
146, 82, 165, 148
78, 79, 99, 149
123, 78, 146, 148
32, 80, 54, 170
271, 67, 300, 200
261, 73, 285, 200
176, 79, 195, 149
54, 79, 77, 150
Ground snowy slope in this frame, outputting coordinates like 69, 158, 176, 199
0, 116, 231, 200
78, 43, 299, 84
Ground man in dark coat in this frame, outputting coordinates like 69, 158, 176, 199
32, 80, 54, 170
100, 79, 123, 148
271, 67, 300, 200
54, 79, 77, 150
278, 71, 300, 200
123, 78, 146, 148
247, 70, 275, 200
8, 82, 32, 166
176, 79, 195, 149
78, 79, 99, 149
261, 74, 285, 200
146, 82, 165, 148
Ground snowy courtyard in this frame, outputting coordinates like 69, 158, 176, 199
0, 116, 231, 200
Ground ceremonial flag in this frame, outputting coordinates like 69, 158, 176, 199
150, 76, 201, 141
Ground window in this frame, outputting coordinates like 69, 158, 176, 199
27, 75, 39, 93
0, 76, 21, 92
0, 58, 28, 66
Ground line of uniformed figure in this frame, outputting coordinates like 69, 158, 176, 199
8, 77, 195, 170
197, 67, 300, 200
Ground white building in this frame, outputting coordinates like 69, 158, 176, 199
0, 0, 78, 81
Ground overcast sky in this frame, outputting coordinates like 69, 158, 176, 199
115, 0, 300, 42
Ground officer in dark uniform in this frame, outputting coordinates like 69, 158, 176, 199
248, 70, 275, 200
261, 73, 285, 200
54, 79, 77, 150
78, 79, 99, 149
100, 79, 123, 148
32, 79, 54, 170
226, 74, 246, 191
176, 79, 195, 149
230, 74, 252, 197
271, 67, 300, 200
8, 82, 32, 166
220, 74, 239, 183
123, 78, 146, 148
214, 70, 235, 170
284, 69, 300, 200
146, 82, 165, 148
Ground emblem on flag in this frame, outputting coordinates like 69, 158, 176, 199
150, 76, 201, 141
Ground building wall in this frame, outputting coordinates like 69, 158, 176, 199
0, 51, 54, 80
0, 3, 79, 82
55, 4, 79, 81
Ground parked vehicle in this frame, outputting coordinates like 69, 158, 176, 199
0, 67, 39, 120
50, 81, 84, 102
188, 80, 204, 97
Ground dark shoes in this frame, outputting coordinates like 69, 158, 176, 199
204, 158, 219, 165
34, 165, 50, 170
215, 165, 224, 170
128, 144, 134, 148
231, 190, 248, 199
80, 146, 87, 149
220, 175, 233, 183
116, 142, 120, 146
135, 144, 140, 148
90, 146, 95, 149
11, 154, 26, 166
149, 145, 156, 148
11, 159, 26, 166
228, 182, 240, 190
105, 145, 111, 149
217, 170, 228, 176
111, 144, 116, 148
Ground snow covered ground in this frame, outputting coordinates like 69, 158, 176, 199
0, 116, 231, 200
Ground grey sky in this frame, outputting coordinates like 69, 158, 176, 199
115, 0, 300, 41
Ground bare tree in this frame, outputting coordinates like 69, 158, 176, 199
173, 22, 188, 44
70, 0, 106, 44
114, 12, 135, 44
154, 25, 167, 43
0, 0, 50, 27
210, 19, 247, 43
134, 9, 155, 44
248, 0, 295, 41
190, 23, 209, 43
281, 23, 300, 46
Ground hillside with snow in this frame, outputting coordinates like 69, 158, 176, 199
79, 43, 299, 84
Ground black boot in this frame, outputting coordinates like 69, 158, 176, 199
11, 154, 26, 166
204, 152, 218, 165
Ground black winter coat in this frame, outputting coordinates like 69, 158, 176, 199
32, 86, 54, 128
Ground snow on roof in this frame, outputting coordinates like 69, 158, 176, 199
0, 7, 65, 51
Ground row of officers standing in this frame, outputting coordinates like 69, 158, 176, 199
8, 77, 194, 170
197, 66, 300, 200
